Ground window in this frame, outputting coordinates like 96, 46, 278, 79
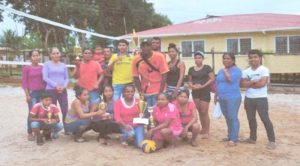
181, 40, 205, 57
275, 36, 300, 54
227, 38, 251, 55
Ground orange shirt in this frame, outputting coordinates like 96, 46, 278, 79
132, 51, 169, 95
77, 60, 103, 91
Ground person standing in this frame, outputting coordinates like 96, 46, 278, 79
74, 48, 103, 112
166, 43, 186, 100
93, 45, 105, 65
43, 47, 69, 131
22, 50, 45, 141
215, 53, 242, 147
133, 40, 169, 118
99, 47, 113, 94
241, 49, 276, 150
109, 39, 133, 101
188, 52, 215, 139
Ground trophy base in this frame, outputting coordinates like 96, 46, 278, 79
133, 118, 149, 125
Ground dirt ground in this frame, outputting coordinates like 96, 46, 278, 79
0, 86, 299, 166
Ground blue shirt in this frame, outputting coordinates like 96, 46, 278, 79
216, 66, 242, 99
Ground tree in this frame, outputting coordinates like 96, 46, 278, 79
0, 29, 22, 50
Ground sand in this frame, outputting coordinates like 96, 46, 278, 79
0, 86, 299, 166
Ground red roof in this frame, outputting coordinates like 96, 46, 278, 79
120, 13, 300, 38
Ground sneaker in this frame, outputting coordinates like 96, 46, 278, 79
226, 141, 237, 147
266, 142, 276, 150
241, 138, 256, 144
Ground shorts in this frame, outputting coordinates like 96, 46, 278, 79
191, 89, 211, 102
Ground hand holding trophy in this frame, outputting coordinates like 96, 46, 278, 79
133, 93, 149, 125
46, 107, 52, 124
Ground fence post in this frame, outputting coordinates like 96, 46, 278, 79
211, 47, 215, 73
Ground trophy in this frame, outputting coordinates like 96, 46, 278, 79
46, 107, 52, 124
133, 93, 149, 125
148, 106, 155, 128
99, 101, 107, 110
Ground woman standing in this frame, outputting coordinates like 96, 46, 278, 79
166, 43, 185, 100
188, 52, 215, 139
215, 53, 242, 146
43, 47, 69, 131
114, 85, 144, 148
22, 50, 45, 141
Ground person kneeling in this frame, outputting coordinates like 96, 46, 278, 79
147, 93, 183, 150
29, 92, 63, 146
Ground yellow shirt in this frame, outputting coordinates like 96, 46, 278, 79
109, 53, 133, 84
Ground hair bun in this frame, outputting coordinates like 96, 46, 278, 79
168, 43, 176, 48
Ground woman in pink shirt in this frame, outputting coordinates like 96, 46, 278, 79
114, 85, 144, 148
22, 50, 45, 141
147, 93, 183, 149
174, 89, 200, 146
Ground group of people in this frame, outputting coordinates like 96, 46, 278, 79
22, 37, 276, 150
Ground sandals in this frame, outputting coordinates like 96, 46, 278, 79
27, 133, 35, 141
241, 138, 256, 144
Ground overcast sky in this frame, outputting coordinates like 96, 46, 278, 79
1, 0, 300, 35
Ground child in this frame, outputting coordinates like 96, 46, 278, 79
101, 85, 114, 120
29, 92, 63, 145
173, 89, 200, 146
147, 93, 183, 149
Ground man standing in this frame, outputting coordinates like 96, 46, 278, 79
99, 47, 113, 94
109, 39, 133, 100
241, 49, 276, 150
151, 37, 162, 52
133, 40, 169, 117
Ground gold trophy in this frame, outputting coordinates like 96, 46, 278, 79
99, 101, 107, 110
148, 106, 155, 128
137, 94, 147, 118
46, 107, 52, 124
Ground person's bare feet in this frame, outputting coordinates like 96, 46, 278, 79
200, 133, 209, 139
191, 139, 198, 147
27, 133, 35, 141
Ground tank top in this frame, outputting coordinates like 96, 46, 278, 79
65, 101, 89, 124
167, 60, 183, 87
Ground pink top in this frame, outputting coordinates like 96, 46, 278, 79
114, 98, 140, 127
22, 65, 45, 90
153, 103, 182, 133
173, 101, 196, 125
77, 60, 103, 91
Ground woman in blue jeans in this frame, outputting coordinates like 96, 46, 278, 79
215, 53, 242, 147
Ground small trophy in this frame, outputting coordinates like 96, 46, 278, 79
148, 106, 155, 128
46, 107, 52, 124
99, 101, 107, 110
133, 93, 149, 125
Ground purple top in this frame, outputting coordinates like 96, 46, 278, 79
42, 61, 69, 90
22, 65, 45, 91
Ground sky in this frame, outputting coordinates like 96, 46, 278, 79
1, 0, 300, 36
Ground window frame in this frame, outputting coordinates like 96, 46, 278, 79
225, 37, 253, 55
180, 39, 205, 58
274, 35, 300, 55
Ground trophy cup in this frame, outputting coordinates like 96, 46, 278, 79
148, 106, 155, 128
99, 101, 107, 110
46, 107, 52, 124
133, 94, 149, 125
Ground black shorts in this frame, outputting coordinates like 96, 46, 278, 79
192, 89, 211, 102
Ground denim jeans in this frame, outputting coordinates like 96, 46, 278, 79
27, 90, 43, 134
31, 121, 63, 134
88, 90, 101, 105
64, 119, 91, 134
244, 97, 275, 142
112, 84, 126, 101
219, 97, 241, 142
121, 125, 145, 148
47, 89, 68, 130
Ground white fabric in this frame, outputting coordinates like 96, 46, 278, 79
212, 102, 222, 119
242, 65, 269, 98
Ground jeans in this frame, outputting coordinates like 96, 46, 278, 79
219, 97, 241, 142
64, 119, 91, 134
112, 84, 126, 101
31, 121, 63, 134
121, 125, 145, 148
47, 89, 68, 130
88, 90, 101, 105
244, 97, 275, 142
27, 90, 43, 134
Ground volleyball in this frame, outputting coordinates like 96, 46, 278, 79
141, 139, 156, 153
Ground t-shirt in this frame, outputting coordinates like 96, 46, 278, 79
109, 53, 133, 84
216, 66, 242, 99
114, 98, 140, 127
173, 101, 195, 125
242, 65, 269, 98
188, 65, 213, 90
153, 103, 182, 133
30, 103, 60, 119
22, 65, 45, 91
132, 52, 169, 95
93, 53, 104, 65
42, 61, 69, 90
77, 60, 103, 91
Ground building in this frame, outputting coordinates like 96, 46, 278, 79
120, 13, 300, 80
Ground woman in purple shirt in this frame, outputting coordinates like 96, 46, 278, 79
22, 50, 45, 141
43, 47, 69, 132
